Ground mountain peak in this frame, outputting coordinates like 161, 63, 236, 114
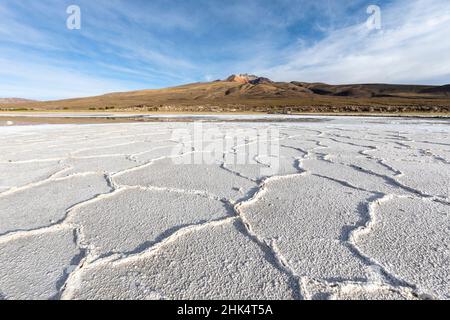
226, 74, 273, 84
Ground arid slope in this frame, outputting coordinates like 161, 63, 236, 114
2, 75, 450, 113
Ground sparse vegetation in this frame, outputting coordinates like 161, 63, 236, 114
1, 78, 450, 114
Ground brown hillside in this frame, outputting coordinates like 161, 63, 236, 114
1, 76, 450, 114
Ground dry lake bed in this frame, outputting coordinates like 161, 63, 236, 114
0, 115, 449, 300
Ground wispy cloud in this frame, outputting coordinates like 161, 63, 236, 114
258, 0, 450, 84
0, 54, 145, 100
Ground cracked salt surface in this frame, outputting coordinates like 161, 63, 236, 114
56, 156, 139, 177
240, 174, 374, 281
0, 227, 80, 299
0, 161, 64, 190
301, 278, 417, 300
355, 197, 449, 299
63, 221, 295, 300
392, 162, 450, 200
0, 117, 448, 300
114, 155, 258, 201
70, 187, 233, 259
0, 173, 111, 235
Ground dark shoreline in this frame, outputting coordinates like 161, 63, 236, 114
1, 113, 450, 127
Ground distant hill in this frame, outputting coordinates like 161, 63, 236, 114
419, 84, 450, 95
2, 76, 450, 114
0, 98, 36, 104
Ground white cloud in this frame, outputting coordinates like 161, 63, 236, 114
0, 56, 144, 100
259, 0, 450, 84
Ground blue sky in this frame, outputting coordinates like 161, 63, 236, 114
0, 0, 449, 100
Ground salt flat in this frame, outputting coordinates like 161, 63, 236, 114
0, 116, 449, 300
